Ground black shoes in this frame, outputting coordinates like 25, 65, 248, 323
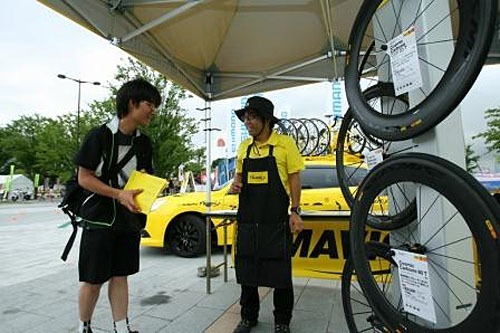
275, 323, 291, 333
233, 318, 258, 333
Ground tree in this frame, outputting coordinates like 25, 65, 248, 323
34, 115, 76, 181
0, 115, 51, 176
465, 144, 480, 173
0, 57, 204, 183
473, 107, 500, 156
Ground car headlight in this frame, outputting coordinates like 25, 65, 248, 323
150, 197, 167, 212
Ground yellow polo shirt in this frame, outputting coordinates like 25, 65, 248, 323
236, 131, 304, 194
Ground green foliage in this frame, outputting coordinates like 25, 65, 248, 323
474, 108, 500, 155
0, 115, 51, 177
0, 57, 205, 183
465, 144, 480, 173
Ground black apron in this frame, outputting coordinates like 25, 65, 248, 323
235, 144, 292, 288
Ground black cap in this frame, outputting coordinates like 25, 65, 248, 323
235, 96, 280, 124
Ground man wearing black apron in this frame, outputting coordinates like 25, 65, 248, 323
230, 96, 304, 333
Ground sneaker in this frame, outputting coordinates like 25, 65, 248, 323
233, 318, 258, 333
114, 317, 139, 333
127, 317, 138, 333
275, 323, 291, 333
81, 323, 93, 333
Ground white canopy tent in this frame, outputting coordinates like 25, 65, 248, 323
38, 0, 364, 100
37, 0, 500, 101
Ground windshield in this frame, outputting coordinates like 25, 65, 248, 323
213, 180, 231, 191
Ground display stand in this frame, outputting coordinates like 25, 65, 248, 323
377, 1, 473, 326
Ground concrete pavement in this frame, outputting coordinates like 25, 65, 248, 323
0, 202, 350, 332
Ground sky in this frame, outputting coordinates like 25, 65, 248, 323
1, 1, 500, 170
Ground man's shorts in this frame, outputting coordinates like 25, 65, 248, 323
78, 227, 141, 284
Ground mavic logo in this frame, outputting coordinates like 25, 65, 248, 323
292, 228, 389, 259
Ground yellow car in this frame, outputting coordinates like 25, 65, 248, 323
141, 155, 366, 258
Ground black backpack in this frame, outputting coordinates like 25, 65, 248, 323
59, 124, 138, 261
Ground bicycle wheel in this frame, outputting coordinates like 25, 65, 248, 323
336, 84, 417, 230
276, 118, 298, 142
290, 118, 309, 154
300, 118, 320, 156
345, 0, 497, 141
310, 118, 330, 156
342, 242, 393, 332
350, 153, 500, 332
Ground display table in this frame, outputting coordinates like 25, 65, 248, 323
201, 209, 355, 293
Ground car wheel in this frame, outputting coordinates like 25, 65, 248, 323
167, 215, 206, 258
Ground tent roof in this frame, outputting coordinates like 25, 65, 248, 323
37, 0, 360, 100
0, 174, 32, 184
38, 0, 500, 101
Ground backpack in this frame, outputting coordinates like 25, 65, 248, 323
59, 124, 138, 261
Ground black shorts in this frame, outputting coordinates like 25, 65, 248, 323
78, 227, 141, 284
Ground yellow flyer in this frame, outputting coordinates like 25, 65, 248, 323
124, 170, 167, 214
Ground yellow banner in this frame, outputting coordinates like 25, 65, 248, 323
225, 218, 390, 280
293, 220, 389, 279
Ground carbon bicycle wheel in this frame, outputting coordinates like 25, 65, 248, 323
336, 83, 416, 230
350, 153, 500, 332
345, 0, 497, 141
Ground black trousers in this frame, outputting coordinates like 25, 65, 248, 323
239, 285, 294, 325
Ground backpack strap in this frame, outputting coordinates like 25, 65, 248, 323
60, 206, 78, 261
60, 124, 114, 262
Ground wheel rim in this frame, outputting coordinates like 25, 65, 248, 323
350, 153, 500, 331
171, 219, 202, 256
345, 0, 497, 141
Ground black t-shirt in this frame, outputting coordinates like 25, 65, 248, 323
76, 126, 154, 184
76, 122, 154, 231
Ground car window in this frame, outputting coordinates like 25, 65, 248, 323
213, 180, 231, 191
301, 165, 367, 189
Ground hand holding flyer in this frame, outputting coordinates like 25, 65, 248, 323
124, 170, 167, 214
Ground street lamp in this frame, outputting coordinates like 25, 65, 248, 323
57, 74, 101, 148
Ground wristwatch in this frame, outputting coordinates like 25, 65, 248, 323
290, 206, 302, 216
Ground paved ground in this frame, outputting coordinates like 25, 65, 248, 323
0, 202, 350, 332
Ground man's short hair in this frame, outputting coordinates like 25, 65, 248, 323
116, 78, 162, 118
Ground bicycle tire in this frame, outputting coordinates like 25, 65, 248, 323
276, 118, 298, 142
310, 118, 330, 156
342, 243, 393, 333
345, 0, 497, 141
350, 152, 500, 332
300, 118, 320, 156
336, 83, 416, 230
290, 118, 309, 155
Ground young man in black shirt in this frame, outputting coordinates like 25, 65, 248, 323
76, 79, 161, 333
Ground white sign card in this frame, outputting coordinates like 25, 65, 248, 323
393, 249, 436, 323
365, 148, 384, 170
387, 26, 423, 96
